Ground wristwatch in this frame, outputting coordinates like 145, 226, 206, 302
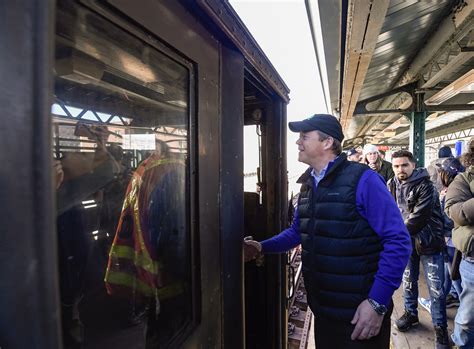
367, 298, 388, 316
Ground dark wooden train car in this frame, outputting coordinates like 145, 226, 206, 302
0, 1, 290, 348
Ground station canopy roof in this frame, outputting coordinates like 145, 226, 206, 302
306, 0, 474, 148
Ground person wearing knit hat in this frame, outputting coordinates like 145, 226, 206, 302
438, 145, 453, 159
362, 144, 394, 182
244, 114, 411, 349
363, 144, 379, 156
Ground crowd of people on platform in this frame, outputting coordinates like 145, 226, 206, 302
244, 114, 474, 349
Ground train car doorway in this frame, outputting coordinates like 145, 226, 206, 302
243, 74, 288, 349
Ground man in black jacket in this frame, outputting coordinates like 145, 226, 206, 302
387, 150, 450, 349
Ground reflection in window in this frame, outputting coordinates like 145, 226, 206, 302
53, 1, 192, 348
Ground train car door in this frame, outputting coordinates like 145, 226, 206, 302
2, 0, 242, 348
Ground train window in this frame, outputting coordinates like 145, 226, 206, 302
53, 1, 193, 348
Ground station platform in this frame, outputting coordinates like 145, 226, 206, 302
391, 274, 456, 349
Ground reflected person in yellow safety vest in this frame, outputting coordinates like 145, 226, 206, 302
105, 139, 186, 329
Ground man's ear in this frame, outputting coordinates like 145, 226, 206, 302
323, 137, 334, 150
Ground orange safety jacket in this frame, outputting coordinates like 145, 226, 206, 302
104, 155, 184, 302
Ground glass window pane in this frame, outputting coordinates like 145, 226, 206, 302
53, 2, 192, 348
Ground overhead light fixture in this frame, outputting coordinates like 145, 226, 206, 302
118, 52, 157, 83
380, 131, 397, 138
56, 49, 104, 84
425, 69, 474, 105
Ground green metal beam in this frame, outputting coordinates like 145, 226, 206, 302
408, 111, 427, 167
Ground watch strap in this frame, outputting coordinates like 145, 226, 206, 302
367, 298, 387, 316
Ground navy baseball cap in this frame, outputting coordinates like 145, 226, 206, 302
436, 157, 464, 176
289, 114, 344, 142
347, 148, 358, 157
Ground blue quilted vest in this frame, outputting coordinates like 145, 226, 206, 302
297, 155, 382, 321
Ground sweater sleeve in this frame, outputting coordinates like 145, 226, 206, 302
357, 170, 412, 307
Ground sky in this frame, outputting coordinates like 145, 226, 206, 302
230, 0, 327, 194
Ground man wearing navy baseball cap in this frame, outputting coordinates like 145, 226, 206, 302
244, 114, 411, 348
347, 148, 361, 162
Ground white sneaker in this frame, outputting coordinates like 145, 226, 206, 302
418, 297, 431, 314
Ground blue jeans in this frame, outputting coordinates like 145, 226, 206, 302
403, 250, 447, 327
452, 258, 474, 348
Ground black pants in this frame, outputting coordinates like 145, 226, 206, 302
314, 307, 392, 349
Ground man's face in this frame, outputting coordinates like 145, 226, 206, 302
366, 152, 378, 164
392, 157, 415, 181
296, 131, 331, 165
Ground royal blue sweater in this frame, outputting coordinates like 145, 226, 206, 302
261, 168, 411, 307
